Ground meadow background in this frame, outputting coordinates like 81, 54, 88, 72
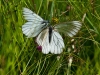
0, 0, 100, 75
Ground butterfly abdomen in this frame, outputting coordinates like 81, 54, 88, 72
49, 27, 52, 43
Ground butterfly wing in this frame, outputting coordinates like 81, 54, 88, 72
54, 21, 82, 37
36, 28, 50, 54
50, 30, 64, 54
36, 28, 64, 54
22, 8, 47, 37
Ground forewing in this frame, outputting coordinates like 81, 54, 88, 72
23, 7, 43, 22
54, 21, 82, 37
22, 8, 44, 37
50, 30, 64, 54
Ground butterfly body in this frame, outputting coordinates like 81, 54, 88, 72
49, 26, 53, 43
22, 8, 82, 54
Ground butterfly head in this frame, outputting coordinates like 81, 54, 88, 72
41, 20, 50, 29
42, 20, 50, 25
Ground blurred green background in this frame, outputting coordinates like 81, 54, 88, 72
0, 0, 100, 75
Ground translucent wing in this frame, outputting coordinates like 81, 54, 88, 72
22, 8, 46, 37
36, 28, 64, 54
54, 21, 82, 37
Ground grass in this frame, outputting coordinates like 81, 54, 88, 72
0, 0, 100, 75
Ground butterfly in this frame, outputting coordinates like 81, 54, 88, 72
22, 8, 82, 54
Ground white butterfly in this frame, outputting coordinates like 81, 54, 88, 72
22, 8, 82, 54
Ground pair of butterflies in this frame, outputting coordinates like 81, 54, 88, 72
22, 8, 82, 54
